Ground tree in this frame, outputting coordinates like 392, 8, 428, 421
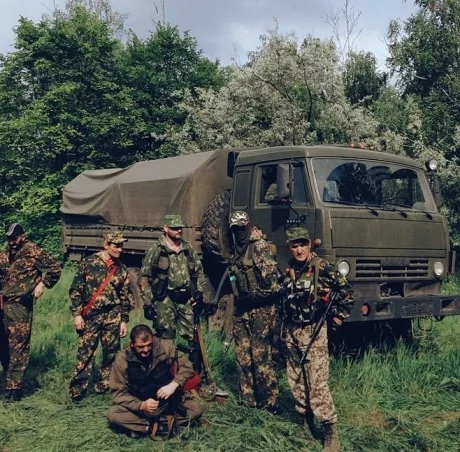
122, 24, 227, 159
386, 0, 460, 245
0, 7, 136, 251
343, 52, 387, 106
165, 25, 378, 154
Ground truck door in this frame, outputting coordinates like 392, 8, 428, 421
249, 161, 316, 269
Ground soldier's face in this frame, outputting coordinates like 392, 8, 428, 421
288, 240, 311, 262
131, 336, 153, 359
105, 241, 123, 259
8, 234, 25, 252
164, 225, 182, 240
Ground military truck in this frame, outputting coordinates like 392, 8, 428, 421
61, 145, 460, 334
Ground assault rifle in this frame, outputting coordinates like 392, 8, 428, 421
299, 279, 340, 365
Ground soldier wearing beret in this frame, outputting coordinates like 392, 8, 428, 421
0, 223, 62, 401
69, 231, 131, 402
282, 227, 354, 452
140, 215, 204, 349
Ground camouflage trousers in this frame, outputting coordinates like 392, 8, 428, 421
151, 296, 194, 342
107, 391, 203, 434
233, 303, 279, 410
285, 322, 337, 424
2, 300, 34, 390
69, 309, 121, 399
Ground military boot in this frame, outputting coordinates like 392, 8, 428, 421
322, 422, 340, 452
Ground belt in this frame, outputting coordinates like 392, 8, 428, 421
167, 289, 191, 304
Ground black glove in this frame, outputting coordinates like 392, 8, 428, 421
143, 304, 155, 321
192, 291, 204, 305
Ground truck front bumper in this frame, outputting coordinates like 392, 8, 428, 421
346, 294, 460, 322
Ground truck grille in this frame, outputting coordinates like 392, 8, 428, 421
355, 258, 429, 279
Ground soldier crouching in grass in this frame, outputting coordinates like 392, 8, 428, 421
69, 231, 131, 402
282, 227, 354, 452
107, 324, 203, 440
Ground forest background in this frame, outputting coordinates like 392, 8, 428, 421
0, 0, 460, 255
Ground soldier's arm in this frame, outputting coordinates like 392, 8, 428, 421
69, 260, 87, 317
109, 353, 144, 412
253, 240, 279, 292
119, 268, 131, 323
162, 340, 194, 387
189, 246, 205, 293
139, 245, 160, 305
35, 248, 62, 288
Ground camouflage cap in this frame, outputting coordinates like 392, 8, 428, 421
104, 231, 128, 244
229, 210, 250, 227
164, 214, 185, 228
6, 223, 25, 237
286, 227, 311, 243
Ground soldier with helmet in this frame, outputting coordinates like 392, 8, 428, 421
228, 210, 280, 412
282, 227, 354, 452
69, 231, 131, 402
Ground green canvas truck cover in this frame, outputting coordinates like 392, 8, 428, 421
60, 150, 233, 227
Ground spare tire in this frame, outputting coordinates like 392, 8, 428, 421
202, 190, 233, 264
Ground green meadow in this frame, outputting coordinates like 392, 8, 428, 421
1, 270, 460, 451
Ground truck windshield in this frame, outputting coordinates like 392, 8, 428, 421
312, 157, 436, 211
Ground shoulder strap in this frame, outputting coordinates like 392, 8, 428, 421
81, 264, 118, 317
310, 256, 325, 304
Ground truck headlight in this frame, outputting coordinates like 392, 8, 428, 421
337, 260, 350, 277
433, 261, 444, 278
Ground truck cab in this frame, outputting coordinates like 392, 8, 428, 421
230, 145, 459, 322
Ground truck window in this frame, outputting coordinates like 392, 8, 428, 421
313, 158, 436, 211
259, 164, 307, 204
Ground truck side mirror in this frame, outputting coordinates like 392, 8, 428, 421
277, 163, 294, 200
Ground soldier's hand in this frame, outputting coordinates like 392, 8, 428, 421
74, 315, 85, 331
140, 398, 159, 414
119, 321, 127, 338
34, 281, 45, 299
331, 316, 343, 331
157, 381, 179, 400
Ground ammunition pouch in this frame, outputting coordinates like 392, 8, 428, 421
285, 292, 314, 325
143, 304, 156, 321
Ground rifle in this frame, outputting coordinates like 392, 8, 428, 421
299, 280, 340, 365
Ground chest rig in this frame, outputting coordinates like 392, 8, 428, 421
285, 256, 324, 324
149, 242, 198, 301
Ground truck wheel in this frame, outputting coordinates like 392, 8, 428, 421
202, 190, 233, 264
128, 267, 142, 309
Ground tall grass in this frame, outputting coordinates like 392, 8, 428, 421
1, 270, 460, 451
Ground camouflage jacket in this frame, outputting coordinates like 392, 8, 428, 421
231, 227, 279, 299
140, 235, 204, 303
283, 251, 354, 323
109, 338, 193, 412
70, 252, 130, 322
0, 241, 62, 301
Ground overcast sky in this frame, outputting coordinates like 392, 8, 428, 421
1, 0, 417, 68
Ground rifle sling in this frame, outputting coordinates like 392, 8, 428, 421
81, 264, 118, 318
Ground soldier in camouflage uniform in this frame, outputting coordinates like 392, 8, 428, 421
140, 215, 204, 347
228, 211, 280, 412
0, 223, 62, 401
282, 227, 354, 452
69, 231, 131, 402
